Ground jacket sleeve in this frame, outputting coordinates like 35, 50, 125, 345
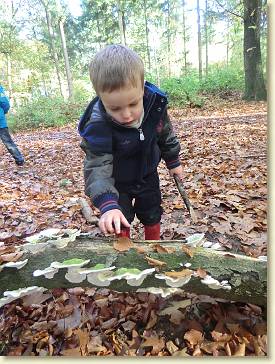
80, 139, 121, 215
157, 108, 181, 169
0, 87, 10, 114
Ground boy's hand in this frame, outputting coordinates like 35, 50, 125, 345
169, 165, 184, 180
99, 209, 130, 235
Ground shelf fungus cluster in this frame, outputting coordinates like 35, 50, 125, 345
32, 259, 157, 287
0, 259, 28, 272
0, 286, 47, 308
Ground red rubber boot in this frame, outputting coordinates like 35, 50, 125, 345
117, 227, 131, 238
144, 223, 160, 240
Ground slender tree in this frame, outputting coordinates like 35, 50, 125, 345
197, 0, 202, 80
56, 0, 73, 99
204, 0, 209, 76
117, 0, 127, 45
39, 0, 63, 97
143, 0, 151, 69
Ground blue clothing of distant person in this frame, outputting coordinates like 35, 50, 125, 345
0, 85, 24, 166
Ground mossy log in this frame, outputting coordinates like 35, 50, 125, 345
0, 237, 267, 307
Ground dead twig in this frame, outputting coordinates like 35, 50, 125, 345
174, 176, 198, 223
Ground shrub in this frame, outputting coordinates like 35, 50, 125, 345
8, 96, 88, 131
201, 64, 244, 95
160, 72, 204, 108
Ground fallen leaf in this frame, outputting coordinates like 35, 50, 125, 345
233, 342, 246, 356
141, 336, 165, 355
152, 243, 175, 254
184, 329, 203, 346
0, 251, 23, 263
181, 245, 194, 257
164, 268, 193, 278
113, 237, 134, 252
196, 268, 207, 278
145, 256, 167, 267
74, 328, 89, 355
145, 310, 158, 329
166, 340, 179, 355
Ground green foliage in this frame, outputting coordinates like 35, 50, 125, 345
8, 96, 87, 131
201, 64, 245, 94
160, 73, 204, 108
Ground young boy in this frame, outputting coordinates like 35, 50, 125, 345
0, 84, 25, 166
78, 45, 183, 240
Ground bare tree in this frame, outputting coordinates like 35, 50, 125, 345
197, 0, 202, 80
39, 0, 63, 98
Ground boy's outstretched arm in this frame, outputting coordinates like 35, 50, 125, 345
80, 140, 129, 235
157, 107, 183, 178
99, 209, 130, 235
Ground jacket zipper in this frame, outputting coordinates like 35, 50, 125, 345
138, 128, 145, 140
138, 93, 156, 142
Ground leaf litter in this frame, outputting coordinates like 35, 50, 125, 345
0, 103, 267, 356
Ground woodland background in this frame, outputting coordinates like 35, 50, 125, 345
0, 0, 267, 128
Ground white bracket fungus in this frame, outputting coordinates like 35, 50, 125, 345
80, 265, 116, 286
202, 241, 225, 250
155, 273, 193, 288
107, 268, 156, 286
0, 259, 28, 272
137, 287, 181, 298
257, 256, 267, 261
0, 286, 47, 308
186, 233, 205, 247
201, 275, 231, 290
33, 267, 59, 279
32, 259, 90, 283
22, 228, 81, 253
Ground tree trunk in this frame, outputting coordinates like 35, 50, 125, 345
40, 0, 64, 98
0, 237, 267, 307
117, 0, 126, 45
167, 0, 171, 77
58, 17, 73, 99
182, 0, 187, 72
243, 0, 267, 100
143, 0, 151, 70
197, 0, 202, 81
204, 0, 208, 76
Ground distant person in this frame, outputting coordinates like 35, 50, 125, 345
78, 45, 183, 240
0, 85, 24, 166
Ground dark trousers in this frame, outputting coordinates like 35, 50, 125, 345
0, 127, 24, 163
116, 171, 163, 225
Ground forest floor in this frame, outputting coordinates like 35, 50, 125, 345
0, 98, 268, 356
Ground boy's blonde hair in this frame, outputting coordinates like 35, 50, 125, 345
89, 44, 144, 95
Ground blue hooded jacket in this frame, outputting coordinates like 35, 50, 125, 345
0, 85, 10, 128
78, 81, 181, 215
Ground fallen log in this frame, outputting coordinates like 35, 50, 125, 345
0, 235, 267, 307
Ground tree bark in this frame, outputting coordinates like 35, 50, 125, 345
182, 0, 188, 72
58, 17, 73, 99
0, 237, 267, 307
40, 0, 64, 98
204, 0, 208, 76
243, 0, 267, 100
197, 0, 202, 81
143, 0, 151, 70
117, 0, 126, 45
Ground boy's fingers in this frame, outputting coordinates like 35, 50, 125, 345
105, 219, 114, 234
113, 219, 121, 234
121, 215, 130, 227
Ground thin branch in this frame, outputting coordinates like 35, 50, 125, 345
214, 0, 244, 20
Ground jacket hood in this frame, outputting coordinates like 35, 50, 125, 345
78, 81, 168, 139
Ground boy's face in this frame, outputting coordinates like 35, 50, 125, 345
100, 82, 144, 126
